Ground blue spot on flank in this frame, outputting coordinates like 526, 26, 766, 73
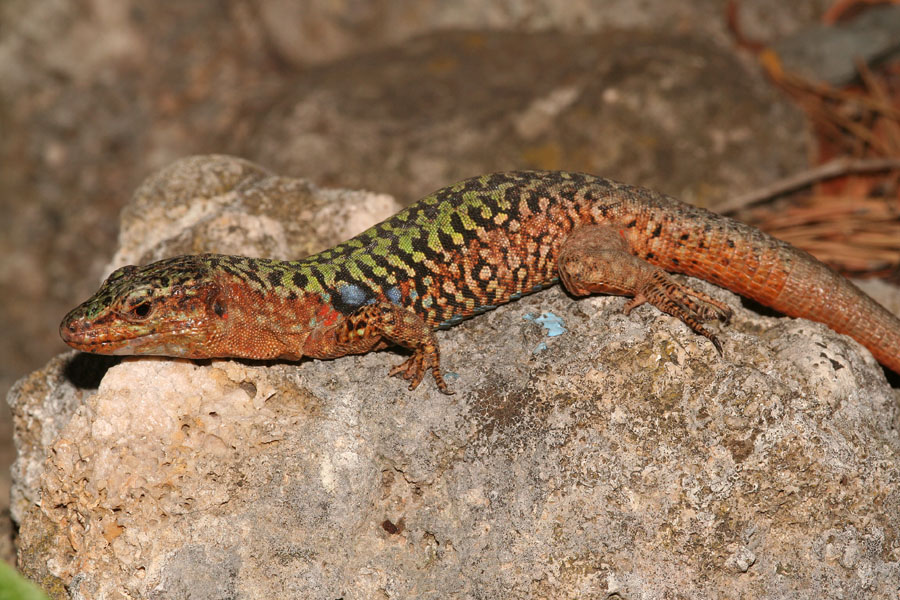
409, 289, 419, 301
422, 296, 433, 308
339, 284, 367, 307
386, 286, 402, 304
533, 342, 548, 354
523, 312, 567, 337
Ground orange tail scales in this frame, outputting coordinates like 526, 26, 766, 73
617, 191, 900, 374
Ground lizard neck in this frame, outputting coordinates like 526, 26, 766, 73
209, 268, 342, 360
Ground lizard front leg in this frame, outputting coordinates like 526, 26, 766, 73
302, 302, 452, 394
558, 225, 732, 353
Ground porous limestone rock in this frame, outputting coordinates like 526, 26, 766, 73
9, 156, 900, 599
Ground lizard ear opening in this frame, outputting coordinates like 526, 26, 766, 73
209, 292, 227, 318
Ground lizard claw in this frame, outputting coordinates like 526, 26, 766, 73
628, 270, 732, 355
389, 343, 454, 395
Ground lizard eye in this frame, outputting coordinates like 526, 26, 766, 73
120, 289, 154, 320
130, 302, 153, 319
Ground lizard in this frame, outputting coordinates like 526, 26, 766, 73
60, 170, 900, 393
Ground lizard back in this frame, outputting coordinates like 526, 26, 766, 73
211, 171, 617, 328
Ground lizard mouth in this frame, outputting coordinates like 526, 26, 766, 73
59, 316, 202, 357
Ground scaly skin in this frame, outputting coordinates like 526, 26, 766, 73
61, 171, 900, 392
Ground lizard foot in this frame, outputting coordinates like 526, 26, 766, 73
388, 342, 453, 394
626, 270, 732, 355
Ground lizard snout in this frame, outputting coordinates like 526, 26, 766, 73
60, 313, 91, 346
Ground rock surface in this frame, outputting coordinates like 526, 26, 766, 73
9, 156, 900, 599
250, 28, 806, 207
771, 5, 900, 85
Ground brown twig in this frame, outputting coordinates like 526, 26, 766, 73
714, 157, 900, 213
774, 67, 900, 118
823, 0, 900, 23
857, 59, 900, 154
725, 1, 767, 52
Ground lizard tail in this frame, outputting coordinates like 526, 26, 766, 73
627, 198, 900, 374
747, 246, 900, 375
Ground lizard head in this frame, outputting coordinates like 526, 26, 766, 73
60, 255, 228, 357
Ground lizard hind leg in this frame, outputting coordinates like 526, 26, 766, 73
302, 302, 453, 394
558, 225, 732, 354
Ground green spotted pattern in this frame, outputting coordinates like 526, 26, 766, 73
201, 171, 617, 327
